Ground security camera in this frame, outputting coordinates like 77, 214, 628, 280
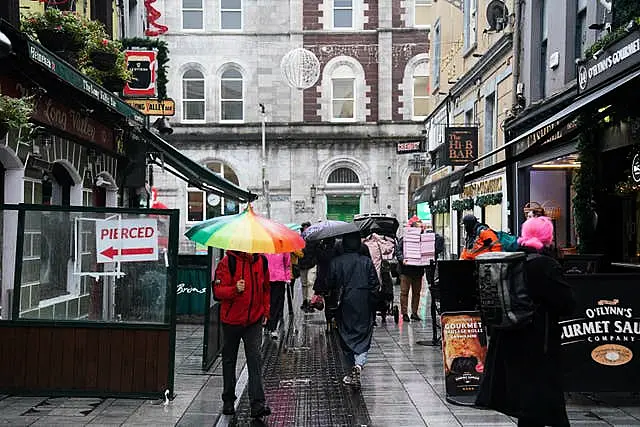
152, 118, 173, 136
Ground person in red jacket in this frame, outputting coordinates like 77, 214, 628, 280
214, 250, 271, 419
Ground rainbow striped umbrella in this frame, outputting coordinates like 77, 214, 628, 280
185, 205, 305, 254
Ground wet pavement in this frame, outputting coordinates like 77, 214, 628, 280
1, 280, 640, 426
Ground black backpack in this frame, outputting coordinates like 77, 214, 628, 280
475, 251, 538, 330
212, 254, 269, 301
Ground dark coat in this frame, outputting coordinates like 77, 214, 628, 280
298, 239, 318, 269
328, 250, 379, 355
476, 246, 575, 425
313, 240, 339, 293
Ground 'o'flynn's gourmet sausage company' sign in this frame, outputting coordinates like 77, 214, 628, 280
560, 275, 640, 392
577, 30, 640, 94
444, 127, 478, 166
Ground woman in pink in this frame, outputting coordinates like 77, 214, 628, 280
264, 252, 291, 339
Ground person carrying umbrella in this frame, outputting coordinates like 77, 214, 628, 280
327, 231, 379, 390
186, 205, 305, 419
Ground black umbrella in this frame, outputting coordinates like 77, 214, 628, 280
305, 221, 360, 241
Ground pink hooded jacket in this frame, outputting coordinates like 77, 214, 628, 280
264, 252, 292, 283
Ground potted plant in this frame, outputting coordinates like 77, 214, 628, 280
0, 95, 35, 140
83, 52, 134, 93
85, 19, 121, 71
21, 8, 91, 65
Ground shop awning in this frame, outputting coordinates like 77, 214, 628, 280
141, 128, 257, 203
413, 166, 469, 204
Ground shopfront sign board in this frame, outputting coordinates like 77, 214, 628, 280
441, 311, 488, 405
577, 30, 640, 94
444, 127, 478, 165
562, 275, 640, 392
124, 50, 157, 97
632, 153, 640, 183
27, 42, 144, 124
396, 141, 422, 154
125, 98, 175, 116
96, 218, 158, 263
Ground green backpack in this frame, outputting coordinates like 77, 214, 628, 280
495, 231, 519, 252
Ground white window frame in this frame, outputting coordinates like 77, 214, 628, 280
182, 0, 204, 31
463, 0, 477, 53
219, 68, 244, 123
412, 61, 430, 120
220, 0, 243, 31
330, 65, 356, 122
332, 0, 354, 30
182, 69, 206, 123
414, 0, 432, 28
186, 162, 240, 223
484, 91, 496, 155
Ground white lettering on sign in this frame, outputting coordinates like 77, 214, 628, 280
95, 218, 159, 263
177, 284, 206, 294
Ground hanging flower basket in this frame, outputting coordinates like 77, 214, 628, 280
101, 76, 126, 93
89, 50, 118, 71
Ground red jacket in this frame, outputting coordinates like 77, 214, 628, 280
214, 251, 270, 326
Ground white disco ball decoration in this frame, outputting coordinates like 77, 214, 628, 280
280, 48, 321, 90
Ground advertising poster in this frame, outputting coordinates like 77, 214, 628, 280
561, 275, 640, 391
124, 50, 157, 97
441, 311, 488, 405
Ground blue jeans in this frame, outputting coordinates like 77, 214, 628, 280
354, 351, 368, 367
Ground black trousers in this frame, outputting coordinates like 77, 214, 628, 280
221, 321, 266, 413
267, 281, 286, 331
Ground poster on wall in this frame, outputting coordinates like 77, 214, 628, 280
561, 275, 640, 392
441, 311, 488, 405
416, 202, 432, 222
124, 50, 157, 97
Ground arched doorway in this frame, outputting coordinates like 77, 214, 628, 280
407, 173, 423, 219
325, 167, 361, 222
187, 161, 240, 222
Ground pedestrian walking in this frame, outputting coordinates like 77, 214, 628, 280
459, 214, 502, 260
328, 232, 379, 390
395, 218, 425, 322
312, 237, 339, 328
264, 252, 291, 340
213, 251, 271, 419
476, 216, 575, 427
298, 221, 318, 312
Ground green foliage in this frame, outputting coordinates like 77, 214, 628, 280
612, 0, 640, 29
430, 199, 450, 214
21, 8, 90, 50
122, 38, 170, 100
451, 198, 474, 211
475, 193, 503, 208
584, 17, 640, 59
572, 112, 599, 253
0, 95, 35, 131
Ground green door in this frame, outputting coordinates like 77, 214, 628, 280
326, 195, 361, 222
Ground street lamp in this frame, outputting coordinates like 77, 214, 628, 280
310, 184, 316, 204
372, 184, 378, 204
259, 103, 271, 218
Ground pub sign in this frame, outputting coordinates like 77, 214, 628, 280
124, 50, 157, 97
444, 127, 478, 166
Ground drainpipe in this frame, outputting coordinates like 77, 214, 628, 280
511, 0, 523, 109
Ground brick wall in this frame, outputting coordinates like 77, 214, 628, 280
391, 31, 429, 121
303, 33, 379, 122
392, 0, 405, 28
303, 0, 322, 30
364, 0, 379, 30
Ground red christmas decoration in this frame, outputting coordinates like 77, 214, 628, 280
144, 0, 168, 37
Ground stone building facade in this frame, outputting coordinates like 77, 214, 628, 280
152, 0, 433, 252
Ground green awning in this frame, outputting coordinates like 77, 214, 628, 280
141, 128, 256, 203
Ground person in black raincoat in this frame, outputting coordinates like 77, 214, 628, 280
312, 237, 339, 327
327, 232, 379, 390
476, 216, 575, 427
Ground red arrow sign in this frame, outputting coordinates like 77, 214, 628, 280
100, 246, 154, 259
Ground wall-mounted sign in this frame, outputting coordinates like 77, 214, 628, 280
125, 98, 175, 116
397, 141, 422, 154
632, 153, 640, 183
124, 50, 157, 97
95, 218, 159, 263
463, 176, 503, 198
441, 311, 487, 405
577, 31, 640, 94
445, 127, 478, 166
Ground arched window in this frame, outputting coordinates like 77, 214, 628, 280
182, 69, 205, 121
187, 161, 240, 221
413, 61, 429, 119
327, 167, 359, 184
220, 68, 243, 122
331, 65, 355, 121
